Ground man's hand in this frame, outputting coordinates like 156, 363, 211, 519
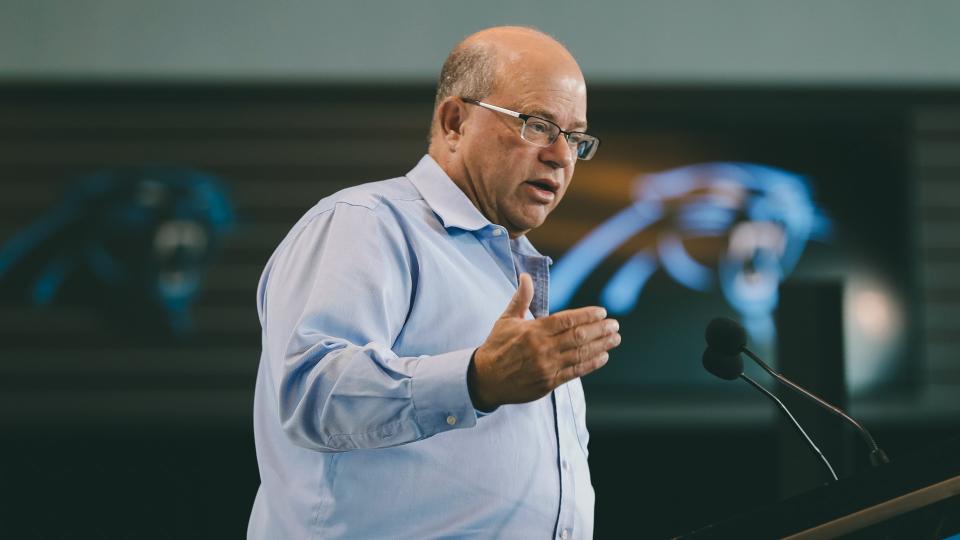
468, 273, 621, 411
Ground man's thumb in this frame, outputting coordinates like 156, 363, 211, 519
502, 273, 534, 319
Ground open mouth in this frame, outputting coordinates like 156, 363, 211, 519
527, 180, 557, 193
525, 179, 560, 200
523, 180, 558, 204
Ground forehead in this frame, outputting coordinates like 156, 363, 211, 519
473, 30, 589, 128
496, 70, 589, 130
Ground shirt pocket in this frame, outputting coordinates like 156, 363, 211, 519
565, 379, 590, 458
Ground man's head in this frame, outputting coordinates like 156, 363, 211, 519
428, 26, 590, 238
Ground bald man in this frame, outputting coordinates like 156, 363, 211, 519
248, 27, 620, 539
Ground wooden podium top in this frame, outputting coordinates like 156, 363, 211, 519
786, 474, 960, 539
677, 435, 960, 539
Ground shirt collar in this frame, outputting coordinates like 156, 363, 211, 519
406, 154, 549, 262
510, 236, 548, 260
407, 154, 491, 232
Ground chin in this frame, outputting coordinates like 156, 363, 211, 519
511, 215, 548, 234
501, 201, 553, 234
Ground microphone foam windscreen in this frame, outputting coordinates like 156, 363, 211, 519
702, 348, 744, 381
705, 317, 747, 354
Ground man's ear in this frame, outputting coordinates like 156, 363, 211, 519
436, 98, 466, 150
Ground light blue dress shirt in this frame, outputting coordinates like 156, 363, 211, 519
248, 155, 594, 539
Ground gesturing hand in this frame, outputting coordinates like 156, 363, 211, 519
468, 273, 621, 411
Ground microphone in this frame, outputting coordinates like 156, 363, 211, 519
702, 348, 838, 481
701, 346, 742, 380
705, 317, 890, 466
704, 317, 746, 354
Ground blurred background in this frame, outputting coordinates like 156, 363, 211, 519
2, 1, 960, 538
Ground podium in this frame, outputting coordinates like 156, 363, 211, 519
676, 435, 960, 539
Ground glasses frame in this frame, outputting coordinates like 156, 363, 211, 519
461, 98, 600, 160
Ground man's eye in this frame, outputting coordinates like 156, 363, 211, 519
527, 120, 551, 134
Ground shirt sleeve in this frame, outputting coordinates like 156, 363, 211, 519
259, 201, 479, 452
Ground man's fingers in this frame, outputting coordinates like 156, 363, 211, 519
539, 306, 607, 334
558, 331, 621, 366
554, 318, 619, 351
501, 273, 534, 319
556, 352, 610, 384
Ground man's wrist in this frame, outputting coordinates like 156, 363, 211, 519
467, 349, 496, 413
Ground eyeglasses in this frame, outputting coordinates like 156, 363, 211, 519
462, 98, 600, 160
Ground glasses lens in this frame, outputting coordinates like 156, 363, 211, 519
572, 135, 599, 160
521, 115, 599, 160
521, 118, 559, 146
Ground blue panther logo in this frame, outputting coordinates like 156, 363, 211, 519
0, 166, 235, 338
550, 162, 830, 345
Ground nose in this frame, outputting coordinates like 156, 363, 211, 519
539, 134, 575, 169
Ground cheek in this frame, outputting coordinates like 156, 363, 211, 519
481, 135, 518, 171
556, 170, 576, 201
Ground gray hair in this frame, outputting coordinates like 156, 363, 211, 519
433, 41, 498, 110
427, 41, 498, 145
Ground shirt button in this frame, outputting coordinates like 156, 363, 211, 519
560, 529, 570, 540
492, 228, 503, 237
446, 415, 457, 426
562, 460, 569, 470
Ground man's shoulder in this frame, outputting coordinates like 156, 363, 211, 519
280, 175, 426, 245
267, 174, 424, 265
312, 176, 422, 215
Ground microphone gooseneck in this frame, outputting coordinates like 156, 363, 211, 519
701, 347, 839, 482
739, 372, 839, 481
705, 317, 890, 467
739, 347, 890, 466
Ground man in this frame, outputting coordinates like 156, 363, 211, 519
248, 26, 621, 539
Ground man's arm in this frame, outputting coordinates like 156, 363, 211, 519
261, 202, 621, 452
261, 202, 477, 452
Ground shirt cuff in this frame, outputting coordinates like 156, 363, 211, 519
411, 347, 480, 436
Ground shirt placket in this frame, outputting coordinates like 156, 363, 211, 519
511, 246, 575, 538
553, 386, 578, 540
512, 250, 551, 318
